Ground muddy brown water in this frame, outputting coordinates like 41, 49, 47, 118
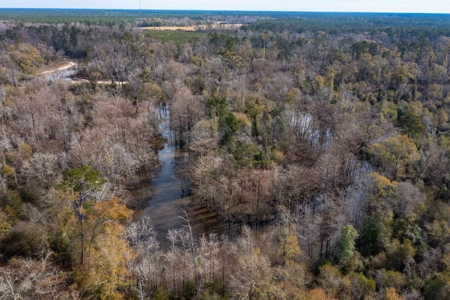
131, 106, 249, 247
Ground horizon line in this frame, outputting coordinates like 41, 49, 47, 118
1, 8, 450, 15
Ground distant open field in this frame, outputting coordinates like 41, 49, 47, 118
141, 23, 243, 32
141, 26, 197, 31
142, 30, 208, 43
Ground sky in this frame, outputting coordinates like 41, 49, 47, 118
1, 0, 450, 14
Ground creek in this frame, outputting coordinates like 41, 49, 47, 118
131, 105, 244, 244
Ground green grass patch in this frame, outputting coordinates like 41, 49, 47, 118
143, 30, 207, 44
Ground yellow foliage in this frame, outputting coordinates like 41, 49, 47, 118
8, 43, 44, 75
359, 52, 373, 61
1, 164, 15, 177
426, 220, 450, 244
409, 101, 423, 115
277, 224, 301, 264
87, 196, 132, 225
380, 100, 398, 120
368, 172, 398, 198
106, 148, 115, 166
302, 288, 335, 300
384, 287, 403, 300
191, 56, 204, 67
4, 143, 32, 164
245, 96, 267, 118
231, 243, 279, 299
386, 239, 416, 270
18, 142, 33, 160
0, 67, 8, 83
318, 264, 346, 297
0, 211, 11, 235
3, 205, 18, 223
285, 88, 302, 104
438, 109, 449, 127
367, 172, 397, 211
190, 56, 203, 67
313, 75, 325, 92
438, 135, 450, 153
378, 269, 405, 290
49, 189, 77, 238
79, 234, 134, 300
232, 112, 250, 126
272, 224, 309, 298
153, 286, 169, 300
139, 82, 166, 102
347, 272, 376, 299
193, 118, 219, 141
77, 197, 134, 299
271, 148, 285, 164
90, 70, 102, 81
275, 261, 309, 299
368, 134, 419, 179
390, 65, 417, 86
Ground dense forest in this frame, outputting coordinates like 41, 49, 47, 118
2, 10, 450, 299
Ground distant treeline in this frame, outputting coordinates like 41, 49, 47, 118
0, 9, 275, 26
242, 13, 450, 37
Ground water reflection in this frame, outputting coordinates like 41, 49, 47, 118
43, 68, 78, 81
132, 105, 247, 246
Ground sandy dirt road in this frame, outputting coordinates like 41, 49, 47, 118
38, 61, 76, 75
